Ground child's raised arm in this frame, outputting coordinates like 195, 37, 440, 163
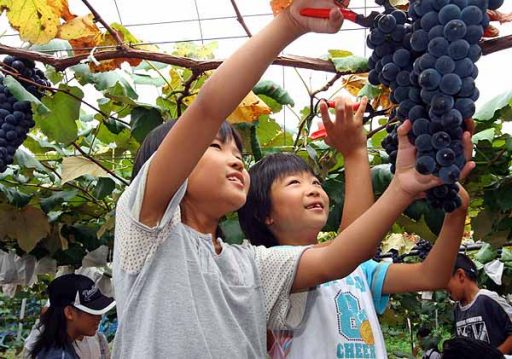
381, 120, 475, 293
138, 0, 343, 226
292, 120, 473, 291
318, 96, 373, 232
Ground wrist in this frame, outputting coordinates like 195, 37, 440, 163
446, 205, 468, 218
276, 10, 308, 38
341, 147, 369, 161
387, 177, 417, 203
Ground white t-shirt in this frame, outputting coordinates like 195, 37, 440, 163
112, 156, 309, 358
270, 260, 391, 359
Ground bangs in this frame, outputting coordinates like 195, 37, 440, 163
249, 153, 315, 183
218, 122, 243, 153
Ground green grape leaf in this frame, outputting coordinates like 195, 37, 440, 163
130, 106, 163, 143
33, 85, 82, 144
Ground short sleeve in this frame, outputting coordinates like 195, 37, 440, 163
116, 154, 186, 274
254, 245, 310, 330
481, 291, 512, 336
360, 260, 391, 314
128, 154, 187, 230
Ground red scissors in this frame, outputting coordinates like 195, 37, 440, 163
309, 100, 362, 140
300, 0, 380, 27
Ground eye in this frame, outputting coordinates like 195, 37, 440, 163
313, 179, 321, 186
209, 143, 221, 150
287, 179, 300, 185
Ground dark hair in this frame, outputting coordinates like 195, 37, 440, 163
453, 253, 478, 281
417, 326, 432, 338
132, 120, 243, 180
441, 337, 504, 359
238, 152, 315, 247
29, 306, 75, 358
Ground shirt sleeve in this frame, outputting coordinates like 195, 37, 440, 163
254, 245, 310, 330
481, 291, 512, 336
127, 154, 187, 230
116, 154, 187, 274
360, 259, 392, 315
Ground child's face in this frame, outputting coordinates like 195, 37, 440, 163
446, 269, 466, 301
266, 171, 329, 245
66, 306, 102, 337
188, 136, 250, 215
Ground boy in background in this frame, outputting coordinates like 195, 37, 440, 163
446, 253, 512, 355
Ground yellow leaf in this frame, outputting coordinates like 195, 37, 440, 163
47, 0, 74, 21
343, 74, 368, 98
381, 232, 419, 256
0, 204, 50, 253
5, 0, 67, 44
227, 91, 272, 124
270, 0, 293, 15
61, 156, 109, 184
389, 0, 409, 6
162, 68, 183, 94
57, 14, 99, 40
182, 93, 198, 107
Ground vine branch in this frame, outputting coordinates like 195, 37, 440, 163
81, 0, 126, 48
176, 70, 201, 117
230, 0, 252, 37
71, 143, 129, 186
0, 43, 339, 73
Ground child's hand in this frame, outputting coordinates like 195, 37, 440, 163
318, 96, 368, 158
286, 0, 344, 34
459, 118, 475, 180
392, 120, 475, 200
453, 118, 476, 211
391, 120, 442, 199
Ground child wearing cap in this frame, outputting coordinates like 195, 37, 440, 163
446, 253, 512, 355
27, 274, 115, 359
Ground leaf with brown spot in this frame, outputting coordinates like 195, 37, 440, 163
69, 23, 154, 72
47, 0, 74, 21
4, 0, 67, 44
57, 14, 99, 40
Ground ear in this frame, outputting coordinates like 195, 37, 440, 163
456, 269, 466, 282
63, 306, 75, 321
264, 216, 274, 226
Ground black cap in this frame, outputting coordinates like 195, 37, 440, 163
48, 274, 115, 315
454, 253, 478, 280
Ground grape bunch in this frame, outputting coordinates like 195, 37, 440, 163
0, 56, 49, 173
372, 0, 487, 212
414, 238, 433, 260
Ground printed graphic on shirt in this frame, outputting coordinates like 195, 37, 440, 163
333, 274, 376, 358
456, 316, 490, 343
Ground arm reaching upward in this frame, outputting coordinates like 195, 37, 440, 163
319, 96, 373, 232
138, 1, 344, 226
292, 120, 474, 291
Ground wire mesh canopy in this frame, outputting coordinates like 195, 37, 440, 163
0, 0, 511, 133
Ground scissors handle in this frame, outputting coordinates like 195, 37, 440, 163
300, 8, 357, 22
